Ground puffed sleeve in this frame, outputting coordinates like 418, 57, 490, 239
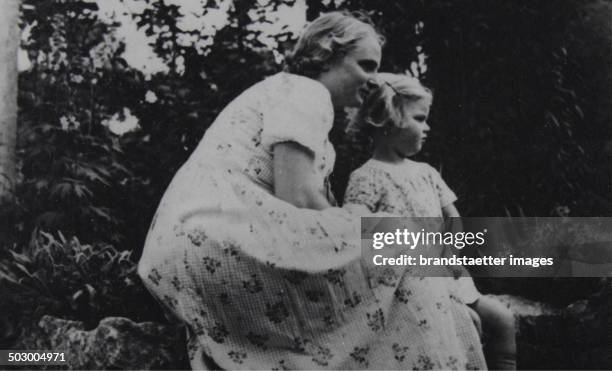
427, 164, 457, 207
261, 74, 334, 156
344, 167, 385, 213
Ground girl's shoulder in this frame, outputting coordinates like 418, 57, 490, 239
346, 160, 391, 189
350, 159, 441, 185
348, 160, 412, 191
402, 159, 439, 176
358, 158, 433, 176
351, 159, 392, 177
402, 160, 450, 190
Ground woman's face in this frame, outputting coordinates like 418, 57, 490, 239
385, 99, 431, 158
317, 36, 382, 108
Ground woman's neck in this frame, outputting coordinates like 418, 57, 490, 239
372, 146, 405, 164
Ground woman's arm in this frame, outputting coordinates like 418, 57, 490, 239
273, 142, 332, 210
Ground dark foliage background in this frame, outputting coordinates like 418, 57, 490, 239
324, 0, 612, 219
14, 0, 612, 249
2, 0, 611, 346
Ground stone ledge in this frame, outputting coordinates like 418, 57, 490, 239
15, 316, 189, 370
12, 285, 610, 370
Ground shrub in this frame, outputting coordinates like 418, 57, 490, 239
0, 231, 165, 330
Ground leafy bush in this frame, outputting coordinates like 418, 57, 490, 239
0, 231, 165, 330
17, 0, 285, 252
17, 0, 148, 245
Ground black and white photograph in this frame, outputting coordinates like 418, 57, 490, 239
1, 0, 611, 370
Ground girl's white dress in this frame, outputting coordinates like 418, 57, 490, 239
138, 73, 486, 370
344, 158, 481, 303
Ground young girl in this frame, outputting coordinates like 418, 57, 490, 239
344, 73, 517, 370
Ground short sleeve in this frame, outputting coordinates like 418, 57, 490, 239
427, 165, 457, 207
261, 74, 334, 156
344, 168, 385, 213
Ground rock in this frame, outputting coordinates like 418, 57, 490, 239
476, 277, 605, 306
15, 316, 188, 370
499, 280, 612, 370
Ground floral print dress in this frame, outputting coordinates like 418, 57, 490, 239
138, 73, 486, 370
344, 159, 482, 304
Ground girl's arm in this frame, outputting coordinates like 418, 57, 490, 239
441, 203, 465, 276
442, 203, 460, 218
273, 142, 332, 210
442, 203, 463, 236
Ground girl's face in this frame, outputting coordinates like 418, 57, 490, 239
384, 99, 431, 158
317, 36, 382, 108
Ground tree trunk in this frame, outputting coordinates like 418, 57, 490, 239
0, 0, 19, 241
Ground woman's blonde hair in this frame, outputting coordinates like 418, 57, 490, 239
285, 11, 385, 78
357, 72, 432, 130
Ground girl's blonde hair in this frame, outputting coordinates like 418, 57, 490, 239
357, 72, 432, 129
285, 11, 385, 78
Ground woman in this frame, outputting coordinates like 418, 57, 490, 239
138, 12, 486, 370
